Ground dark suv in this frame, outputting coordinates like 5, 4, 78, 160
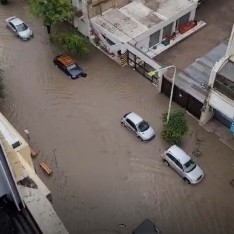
53, 54, 87, 79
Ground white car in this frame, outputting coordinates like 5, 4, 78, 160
6, 16, 33, 40
121, 112, 155, 142
162, 145, 204, 185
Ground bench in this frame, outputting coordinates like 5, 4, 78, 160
40, 161, 53, 176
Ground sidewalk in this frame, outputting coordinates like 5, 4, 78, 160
203, 118, 234, 151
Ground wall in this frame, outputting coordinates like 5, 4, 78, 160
0, 162, 10, 197
135, 37, 150, 53
88, 0, 129, 18
209, 90, 234, 120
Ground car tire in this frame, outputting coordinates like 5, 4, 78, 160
163, 160, 169, 166
183, 178, 190, 184
138, 136, 143, 141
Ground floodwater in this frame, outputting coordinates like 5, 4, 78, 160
0, 1, 234, 234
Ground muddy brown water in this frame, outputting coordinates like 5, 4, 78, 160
1, 1, 234, 234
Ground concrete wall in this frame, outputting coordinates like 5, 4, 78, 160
89, 0, 129, 17
135, 37, 150, 52
209, 90, 234, 120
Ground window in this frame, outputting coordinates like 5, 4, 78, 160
149, 30, 160, 47
184, 159, 196, 173
138, 121, 149, 132
162, 23, 173, 39
166, 153, 175, 162
15, 23, 28, 32
175, 161, 183, 170
177, 13, 190, 28
9, 22, 15, 29
214, 74, 234, 100
126, 119, 137, 131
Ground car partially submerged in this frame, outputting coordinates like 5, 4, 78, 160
6, 16, 33, 40
53, 54, 87, 79
162, 145, 204, 185
121, 112, 155, 142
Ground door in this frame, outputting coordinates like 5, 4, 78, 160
173, 86, 189, 108
187, 95, 203, 119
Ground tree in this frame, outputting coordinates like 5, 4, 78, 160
50, 33, 90, 56
29, 0, 74, 28
161, 110, 188, 144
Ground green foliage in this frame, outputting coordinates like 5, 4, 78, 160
29, 0, 74, 24
50, 33, 90, 56
161, 110, 188, 144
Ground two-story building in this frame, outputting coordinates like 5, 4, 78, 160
71, 0, 205, 65
200, 25, 234, 132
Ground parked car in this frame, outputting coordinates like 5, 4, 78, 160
6, 16, 33, 40
53, 54, 87, 79
121, 112, 155, 142
162, 145, 204, 185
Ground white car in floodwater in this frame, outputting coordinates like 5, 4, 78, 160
121, 112, 155, 142
162, 145, 204, 185
6, 16, 33, 40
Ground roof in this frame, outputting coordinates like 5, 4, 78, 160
127, 112, 143, 125
11, 17, 23, 26
168, 145, 190, 164
56, 55, 75, 67
91, 0, 196, 43
132, 219, 160, 234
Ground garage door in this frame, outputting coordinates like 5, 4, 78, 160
161, 77, 202, 119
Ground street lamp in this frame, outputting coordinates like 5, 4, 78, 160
148, 65, 177, 123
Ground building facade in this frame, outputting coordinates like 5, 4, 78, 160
200, 26, 234, 130
72, 0, 204, 64
0, 112, 69, 234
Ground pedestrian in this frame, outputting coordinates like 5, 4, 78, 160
44, 19, 51, 34
45, 23, 51, 34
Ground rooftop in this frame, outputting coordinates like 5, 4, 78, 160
173, 41, 228, 102
91, 0, 196, 43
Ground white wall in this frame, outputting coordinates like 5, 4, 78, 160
135, 37, 150, 52
72, 0, 90, 37
209, 90, 234, 120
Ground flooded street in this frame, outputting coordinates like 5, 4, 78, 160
1, 1, 234, 234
